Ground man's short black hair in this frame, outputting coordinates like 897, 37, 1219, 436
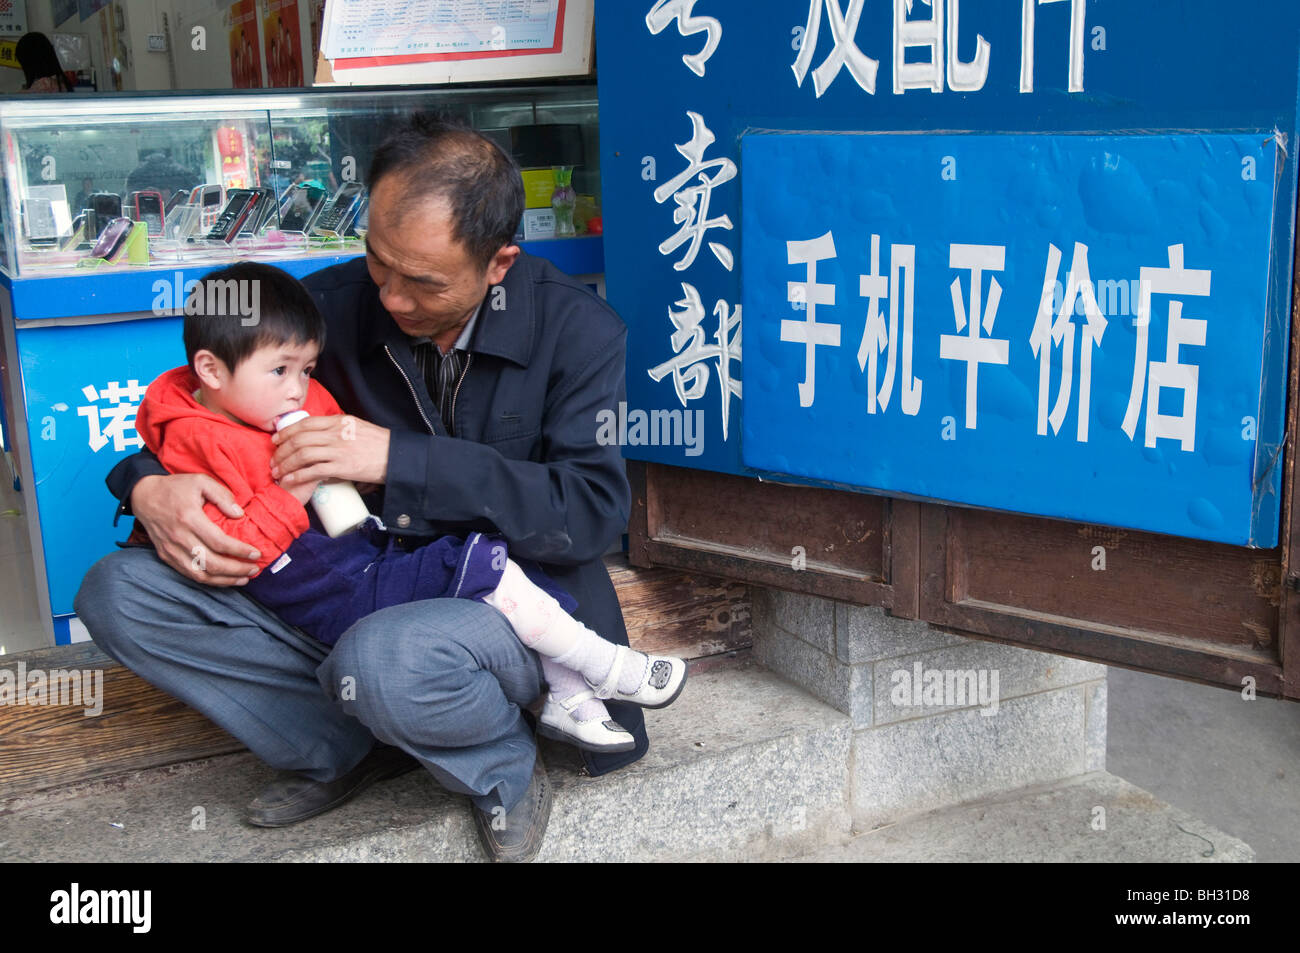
183, 262, 325, 371
368, 112, 524, 271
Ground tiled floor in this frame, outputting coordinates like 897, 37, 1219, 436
0, 469, 49, 654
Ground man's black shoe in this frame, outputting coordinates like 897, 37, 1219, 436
472, 750, 552, 862
245, 744, 420, 827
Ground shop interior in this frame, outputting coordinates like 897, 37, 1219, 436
0, 4, 603, 653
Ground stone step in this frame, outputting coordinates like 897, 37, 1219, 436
0, 555, 752, 800
782, 772, 1254, 863
0, 656, 852, 863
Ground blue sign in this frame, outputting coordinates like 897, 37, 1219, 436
595, 0, 1300, 546
19, 315, 184, 620
742, 132, 1278, 545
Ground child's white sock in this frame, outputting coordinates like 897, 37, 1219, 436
540, 657, 610, 722
484, 558, 650, 694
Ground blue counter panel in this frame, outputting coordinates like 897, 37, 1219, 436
18, 315, 185, 617
742, 132, 1278, 546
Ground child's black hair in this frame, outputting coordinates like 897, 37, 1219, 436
182, 261, 325, 371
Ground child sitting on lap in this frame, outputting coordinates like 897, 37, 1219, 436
133, 262, 686, 754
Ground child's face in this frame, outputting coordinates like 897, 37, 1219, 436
199, 339, 319, 432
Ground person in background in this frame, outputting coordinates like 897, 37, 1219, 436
126, 151, 201, 200
71, 178, 95, 214
16, 33, 73, 93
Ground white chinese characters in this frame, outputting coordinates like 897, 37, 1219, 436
647, 282, 743, 439
859, 235, 923, 416
776, 236, 1212, 450
939, 244, 1009, 430
645, 0, 722, 77
1122, 244, 1211, 452
652, 111, 737, 272
791, 0, 1083, 97
78, 380, 146, 453
1030, 242, 1107, 441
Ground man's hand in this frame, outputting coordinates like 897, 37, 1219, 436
130, 474, 262, 586
271, 414, 390, 487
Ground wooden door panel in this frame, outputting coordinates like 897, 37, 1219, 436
918, 503, 1289, 697
629, 462, 916, 611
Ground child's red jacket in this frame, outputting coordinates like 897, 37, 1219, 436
134, 365, 343, 571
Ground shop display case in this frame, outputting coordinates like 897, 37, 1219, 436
0, 85, 604, 646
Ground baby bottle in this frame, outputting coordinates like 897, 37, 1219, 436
274, 410, 372, 537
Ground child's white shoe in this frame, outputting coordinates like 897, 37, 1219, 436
589, 646, 688, 709
537, 690, 637, 753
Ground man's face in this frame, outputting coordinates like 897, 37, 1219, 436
365, 175, 517, 345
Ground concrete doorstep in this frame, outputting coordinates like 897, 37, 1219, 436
789, 773, 1254, 863
0, 656, 1254, 863
0, 658, 852, 863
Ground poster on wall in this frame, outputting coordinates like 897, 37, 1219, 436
0, 0, 26, 36
76, 0, 108, 22
228, 0, 262, 88
315, 0, 591, 86
52, 0, 79, 28
263, 0, 303, 86
322, 0, 562, 64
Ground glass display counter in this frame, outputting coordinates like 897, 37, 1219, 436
0, 86, 604, 647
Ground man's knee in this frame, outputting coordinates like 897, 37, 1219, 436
321, 600, 539, 720
75, 549, 160, 655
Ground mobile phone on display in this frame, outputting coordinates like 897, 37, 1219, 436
164, 189, 188, 215
190, 185, 224, 229
276, 183, 326, 233
310, 182, 365, 238
205, 189, 258, 242
238, 187, 279, 236
129, 190, 165, 236
352, 197, 369, 238
21, 198, 58, 242
89, 193, 122, 236
89, 216, 134, 259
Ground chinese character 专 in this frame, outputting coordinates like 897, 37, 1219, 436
77, 380, 147, 453
645, 0, 722, 78
858, 235, 922, 415
647, 282, 743, 439
939, 244, 1009, 430
793, 0, 878, 97
1029, 242, 1107, 441
1121, 244, 1210, 452
652, 111, 736, 272
781, 232, 841, 408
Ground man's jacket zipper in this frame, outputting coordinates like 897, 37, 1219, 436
449, 353, 473, 438
384, 344, 436, 435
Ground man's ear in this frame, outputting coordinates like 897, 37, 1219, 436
192, 350, 227, 390
485, 243, 521, 287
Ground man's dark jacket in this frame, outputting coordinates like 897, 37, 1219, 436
107, 251, 645, 776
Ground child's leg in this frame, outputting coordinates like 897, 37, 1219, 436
482, 558, 687, 708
